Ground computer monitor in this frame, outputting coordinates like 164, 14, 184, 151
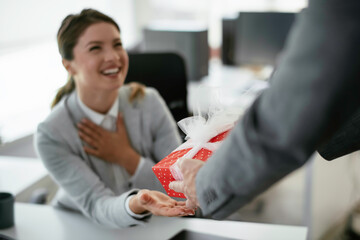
221, 15, 237, 65
233, 12, 296, 66
143, 21, 209, 81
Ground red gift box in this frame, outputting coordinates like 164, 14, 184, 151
152, 130, 231, 198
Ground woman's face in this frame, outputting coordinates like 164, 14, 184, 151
65, 22, 128, 93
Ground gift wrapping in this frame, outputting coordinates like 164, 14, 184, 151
152, 130, 231, 198
152, 108, 240, 198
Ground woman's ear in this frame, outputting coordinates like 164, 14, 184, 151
62, 59, 76, 75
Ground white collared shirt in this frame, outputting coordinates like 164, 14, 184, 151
77, 94, 148, 219
77, 93, 119, 129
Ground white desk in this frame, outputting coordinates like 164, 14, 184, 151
0, 156, 48, 196
187, 59, 269, 114
0, 203, 307, 240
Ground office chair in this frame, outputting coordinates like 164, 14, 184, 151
125, 52, 190, 123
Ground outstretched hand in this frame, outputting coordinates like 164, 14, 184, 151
77, 113, 140, 175
129, 190, 195, 217
169, 158, 205, 209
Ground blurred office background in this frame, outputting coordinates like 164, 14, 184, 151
2, 0, 360, 239
0, 0, 305, 143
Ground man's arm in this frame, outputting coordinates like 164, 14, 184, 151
196, 1, 360, 219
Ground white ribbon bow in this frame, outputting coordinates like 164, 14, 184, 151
170, 108, 241, 181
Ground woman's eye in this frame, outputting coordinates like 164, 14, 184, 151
114, 42, 123, 48
89, 46, 101, 51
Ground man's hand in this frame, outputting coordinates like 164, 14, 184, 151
169, 158, 205, 209
129, 190, 195, 216
77, 113, 140, 175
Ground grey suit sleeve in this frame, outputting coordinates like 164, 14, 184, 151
129, 88, 182, 191
196, 2, 360, 219
36, 123, 147, 228
318, 108, 360, 160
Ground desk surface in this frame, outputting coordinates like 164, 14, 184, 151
0, 203, 307, 240
187, 59, 269, 113
0, 156, 47, 196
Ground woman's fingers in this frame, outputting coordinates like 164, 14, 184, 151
137, 190, 195, 217
78, 119, 110, 149
83, 145, 99, 156
153, 206, 194, 216
138, 191, 154, 206
78, 130, 99, 147
79, 119, 102, 137
78, 125, 100, 141
153, 207, 194, 216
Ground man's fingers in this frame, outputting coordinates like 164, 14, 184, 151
175, 201, 186, 206
177, 158, 203, 171
186, 199, 198, 209
176, 158, 184, 169
169, 181, 184, 193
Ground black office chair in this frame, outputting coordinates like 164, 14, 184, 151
125, 52, 190, 126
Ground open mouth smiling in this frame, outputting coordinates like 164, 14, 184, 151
101, 67, 121, 76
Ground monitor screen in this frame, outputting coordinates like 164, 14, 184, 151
234, 12, 296, 66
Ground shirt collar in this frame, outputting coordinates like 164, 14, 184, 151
76, 93, 118, 125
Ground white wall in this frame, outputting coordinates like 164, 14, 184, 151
0, 0, 308, 143
0, 0, 136, 142
0, 0, 136, 52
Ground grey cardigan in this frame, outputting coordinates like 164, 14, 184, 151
35, 86, 181, 227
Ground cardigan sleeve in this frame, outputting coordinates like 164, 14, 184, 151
35, 121, 148, 228
129, 88, 182, 191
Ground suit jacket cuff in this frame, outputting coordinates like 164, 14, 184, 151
196, 163, 232, 219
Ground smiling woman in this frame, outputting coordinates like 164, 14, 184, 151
35, 9, 194, 228
0, 1, 137, 145
61, 22, 128, 113
51, 10, 125, 111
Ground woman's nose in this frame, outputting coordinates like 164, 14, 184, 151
104, 48, 120, 62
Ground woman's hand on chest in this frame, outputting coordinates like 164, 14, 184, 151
77, 113, 140, 175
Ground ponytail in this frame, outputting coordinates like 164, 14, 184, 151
51, 76, 75, 108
